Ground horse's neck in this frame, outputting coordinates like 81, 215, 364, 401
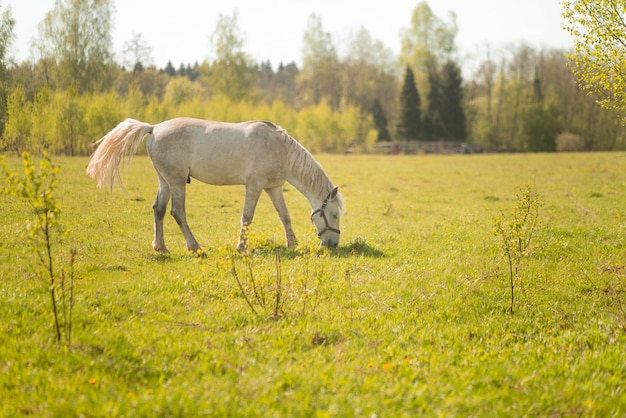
282, 133, 334, 210
289, 176, 331, 210
285, 153, 333, 210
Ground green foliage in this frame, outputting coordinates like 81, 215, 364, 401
295, 100, 340, 152
0, 1, 14, 76
338, 105, 378, 152
34, 0, 115, 93
400, 0, 458, 119
1, 86, 378, 156
2, 85, 32, 154
1, 153, 61, 246
298, 14, 342, 109
4, 2, 626, 152
522, 100, 559, 152
121, 85, 147, 120
83, 90, 123, 147
400, 1, 458, 73
0, 152, 75, 344
163, 77, 203, 108
206, 11, 255, 101
1, 0, 626, 154
291, 100, 376, 153
464, 45, 626, 152
56, 88, 86, 156
562, 0, 626, 118
491, 184, 543, 314
341, 27, 399, 122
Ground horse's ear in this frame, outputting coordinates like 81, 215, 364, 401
330, 186, 338, 199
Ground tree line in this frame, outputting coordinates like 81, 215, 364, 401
0, 0, 624, 156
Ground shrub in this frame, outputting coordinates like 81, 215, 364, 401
491, 183, 542, 314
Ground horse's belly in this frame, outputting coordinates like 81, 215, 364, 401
190, 157, 247, 185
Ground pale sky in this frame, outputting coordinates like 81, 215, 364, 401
7, 0, 573, 73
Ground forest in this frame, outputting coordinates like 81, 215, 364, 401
0, 0, 624, 156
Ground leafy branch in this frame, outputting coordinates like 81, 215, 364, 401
491, 184, 542, 314
1, 153, 76, 344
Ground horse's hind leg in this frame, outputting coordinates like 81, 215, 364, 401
152, 175, 171, 253
170, 182, 201, 252
265, 186, 297, 248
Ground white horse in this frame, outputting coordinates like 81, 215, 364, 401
86, 117, 344, 253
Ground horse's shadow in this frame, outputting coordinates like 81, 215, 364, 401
252, 237, 385, 259
146, 237, 385, 262
334, 237, 386, 258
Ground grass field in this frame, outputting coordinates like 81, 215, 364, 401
1, 152, 625, 416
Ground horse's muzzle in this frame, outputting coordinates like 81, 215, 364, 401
322, 238, 339, 248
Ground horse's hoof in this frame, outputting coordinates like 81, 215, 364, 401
189, 248, 206, 257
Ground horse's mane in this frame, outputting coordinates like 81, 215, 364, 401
276, 126, 345, 212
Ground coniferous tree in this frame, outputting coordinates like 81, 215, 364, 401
177, 63, 186, 77
275, 62, 299, 107
184, 63, 199, 81
396, 66, 421, 141
423, 65, 443, 141
255, 60, 274, 101
371, 99, 390, 141
163, 61, 176, 77
440, 60, 466, 141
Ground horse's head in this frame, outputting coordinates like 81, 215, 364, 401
311, 186, 344, 248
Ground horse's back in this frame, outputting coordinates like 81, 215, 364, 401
149, 118, 287, 186
151, 118, 279, 146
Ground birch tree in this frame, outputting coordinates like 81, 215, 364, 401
562, 0, 626, 118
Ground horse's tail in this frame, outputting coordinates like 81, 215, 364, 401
86, 118, 154, 190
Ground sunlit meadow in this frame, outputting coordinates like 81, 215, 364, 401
1, 152, 624, 416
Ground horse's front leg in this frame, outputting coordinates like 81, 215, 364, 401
265, 186, 297, 248
237, 185, 263, 253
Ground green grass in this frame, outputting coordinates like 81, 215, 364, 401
1, 152, 625, 416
